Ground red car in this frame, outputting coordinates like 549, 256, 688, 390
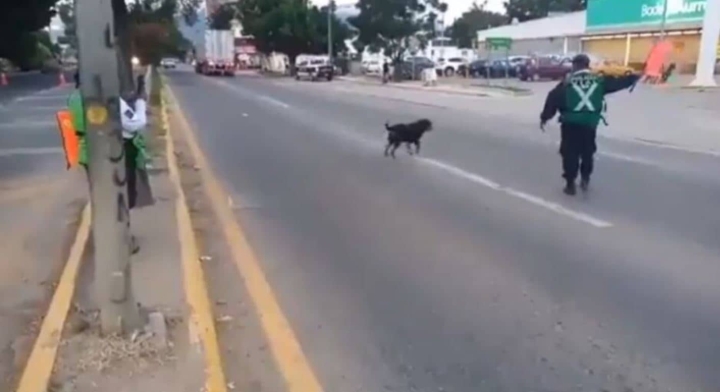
518, 55, 573, 81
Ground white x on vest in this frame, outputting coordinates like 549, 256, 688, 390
572, 81, 598, 111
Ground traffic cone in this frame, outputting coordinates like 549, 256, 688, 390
0, 73, 7, 86
58, 72, 67, 86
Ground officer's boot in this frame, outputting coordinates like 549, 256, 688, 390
580, 177, 590, 192
563, 180, 576, 196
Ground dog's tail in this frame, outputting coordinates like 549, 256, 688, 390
384, 121, 391, 132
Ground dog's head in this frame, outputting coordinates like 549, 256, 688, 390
418, 119, 433, 132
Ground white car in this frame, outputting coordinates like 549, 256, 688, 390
436, 57, 468, 77
161, 57, 179, 69
362, 60, 383, 75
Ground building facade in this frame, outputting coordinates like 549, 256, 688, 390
476, 0, 713, 72
583, 0, 706, 71
476, 12, 586, 58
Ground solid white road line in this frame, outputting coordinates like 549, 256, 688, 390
210, 82, 614, 228
0, 147, 64, 157
0, 120, 57, 129
257, 94, 290, 109
420, 158, 613, 228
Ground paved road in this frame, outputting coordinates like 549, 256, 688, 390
168, 68, 720, 392
0, 71, 72, 107
0, 83, 84, 390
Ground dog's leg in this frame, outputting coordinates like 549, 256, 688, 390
415, 141, 421, 155
384, 142, 391, 157
390, 142, 399, 159
406, 143, 414, 156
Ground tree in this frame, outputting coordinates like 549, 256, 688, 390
308, 3, 352, 57
503, 0, 585, 23
449, 1, 506, 48
239, 0, 346, 70
0, 0, 57, 68
209, 2, 239, 30
57, 0, 77, 49
112, 0, 200, 91
349, 0, 447, 64
127, 0, 193, 65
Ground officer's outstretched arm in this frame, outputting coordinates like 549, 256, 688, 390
603, 74, 641, 94
540, 82, 564, 123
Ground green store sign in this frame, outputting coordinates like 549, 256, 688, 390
587, 0, 707, 29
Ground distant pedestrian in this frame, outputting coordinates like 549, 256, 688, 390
382, 61, 390, 84
540, 54, 639, 195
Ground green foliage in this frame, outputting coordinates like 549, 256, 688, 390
127, 0, 193, 65
349, 0, 447, 61
209, 2, 239, 30
238, 0, 349, 64
0, 0, 57, 67
503, 0, 585, 23
57, 0, 77, 48
449, 1, 506, 48
309, 3, 352, 56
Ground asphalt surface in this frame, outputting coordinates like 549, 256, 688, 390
0, 79, 81, 389
0, 83, 69, 182
0, 71, 72, 107
167, 68, 720, 392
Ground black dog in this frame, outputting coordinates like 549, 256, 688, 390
384, 119, 433, 158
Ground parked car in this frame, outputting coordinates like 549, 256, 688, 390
518, 55, 572, 81
399, 56, 435, 80
508, 55, 530, 73
487, 59, 517, 78
436, 57, 468, 77
586, 54, 635, 76
362, 60, 382, 75
161, 57, 179, 69
468, 59, 489, 78
296, 58, 334, 81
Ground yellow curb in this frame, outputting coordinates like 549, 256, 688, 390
164, 79, 324, 392
16, 204, 91, 392
161, 83, 228, 392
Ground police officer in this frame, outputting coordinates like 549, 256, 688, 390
540, 54, 639, 195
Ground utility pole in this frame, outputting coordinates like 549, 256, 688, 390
327, 0, 334, 61
690, 0, 720, 87
658, 0, 669, 38
75, 0, 142, 334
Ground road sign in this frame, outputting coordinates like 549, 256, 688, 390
485, 37, 512, 50
587, 0, 706, 30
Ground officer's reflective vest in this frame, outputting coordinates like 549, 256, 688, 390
560, 69, 605, 128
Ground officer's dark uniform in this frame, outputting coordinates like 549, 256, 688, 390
540, 54, 639, 195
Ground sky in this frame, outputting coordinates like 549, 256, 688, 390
312, 0, 506, 23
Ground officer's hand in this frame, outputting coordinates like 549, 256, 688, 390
540, 120, 547, 132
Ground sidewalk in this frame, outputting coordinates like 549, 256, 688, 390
13, 71, 226, 392
337, 75, 527, 97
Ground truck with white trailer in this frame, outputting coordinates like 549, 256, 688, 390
195, 29, 235, 76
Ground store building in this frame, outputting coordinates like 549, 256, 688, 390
475, 0, 713, 72
583, 0, 706, 71
476, 11, 586, 58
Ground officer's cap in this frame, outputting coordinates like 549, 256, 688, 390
572, 54, 590, 68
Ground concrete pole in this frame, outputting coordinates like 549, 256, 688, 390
75, 0, 142, 335
327, 0, 333, 61
690, 0, 720, 87
624, 33, 632, 66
